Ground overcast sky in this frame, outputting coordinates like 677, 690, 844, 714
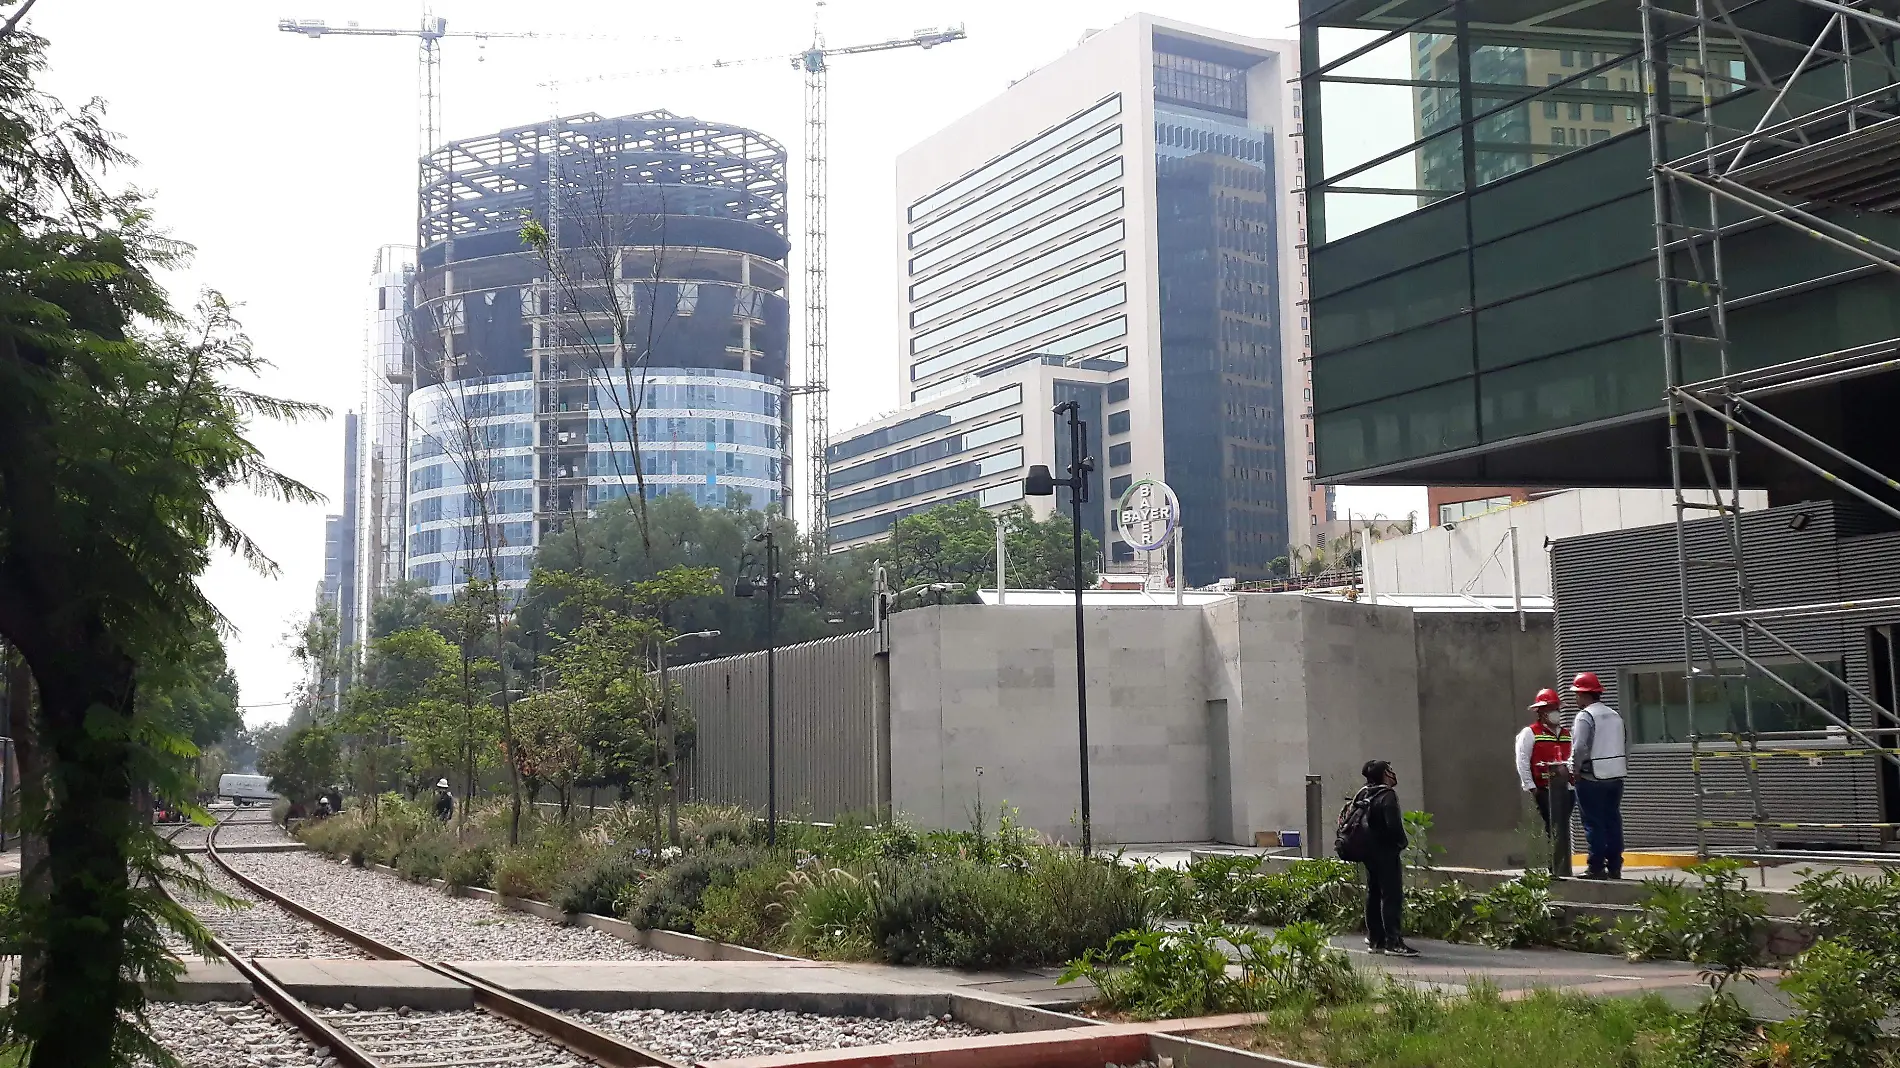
27, 0, 1422, 723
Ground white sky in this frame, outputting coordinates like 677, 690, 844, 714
28, 0, 1422, 722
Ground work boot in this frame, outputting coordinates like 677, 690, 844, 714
1386, 942, 1420, 958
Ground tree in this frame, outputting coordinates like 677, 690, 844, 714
0, 26, 322, 1064
369, 579, 444, 640
261, 725, 340, 810
886, 501, 1099, 600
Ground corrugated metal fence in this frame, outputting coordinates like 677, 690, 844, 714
671, 629, 878, 821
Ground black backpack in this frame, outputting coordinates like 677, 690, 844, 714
1333, 786, 1382, 862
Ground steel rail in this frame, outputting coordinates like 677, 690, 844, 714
159, 809, 383, 1068
205, 819, 681, 1068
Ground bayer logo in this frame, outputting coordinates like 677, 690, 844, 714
1116, 479, 1180, 553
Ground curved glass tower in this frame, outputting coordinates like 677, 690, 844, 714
407, 111, 792, 600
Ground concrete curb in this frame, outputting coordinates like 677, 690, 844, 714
363, 861, 806, 962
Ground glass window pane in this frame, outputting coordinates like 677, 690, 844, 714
911, 127, 1123, 248
910, 95, 1121, 223
909, 195, 1124, 300
1477, 335, 1664, 442
1313, 316, 1472, 411
1314, 379, 1477, 475
912, 287, 1127, 381
1311, 253, 1466, 354
912, 254, 1124, 354
913, 223, 1123, 326
910, 160, 1124, 275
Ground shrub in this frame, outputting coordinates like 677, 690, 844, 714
763, 864, 869, 956
444, 845, 496, 890
1793, 867, 1900, 995
1405, 880, 1472, 942
555, 848, 653, 917
1621, 860, 1764, 968
626, 845, 766, 932
495, 833, 595, 902
1766, 939, 1894, 1068
1402, 810, 1443, 870
1060, 920, 1360, 1020
1470, 869, 1562, 949
397, 835, 453, 884
1254, 859, 1362, 931
868, 851, 1145, 970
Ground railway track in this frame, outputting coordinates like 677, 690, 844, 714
187, 816, 682, 1068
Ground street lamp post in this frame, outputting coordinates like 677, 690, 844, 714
734, 530, 782, 846
659, 629, 720, 847
1022, 400, 1096, 855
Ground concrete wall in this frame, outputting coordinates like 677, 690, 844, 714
1413, 612, 1556, 867
890, 603, 1210, 844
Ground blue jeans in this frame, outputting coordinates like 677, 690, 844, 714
1574, 777, 1625, 875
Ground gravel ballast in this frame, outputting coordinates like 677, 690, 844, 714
165, 858, 368, 959
321, 1008, 592, 1068
143, 1000, 335, 1068
225, 850, 682, 961
578, 1007, 985, 1063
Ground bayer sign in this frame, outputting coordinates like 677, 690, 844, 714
1116, 479, 1180, 553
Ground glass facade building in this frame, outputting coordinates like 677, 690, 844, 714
406, 111, 792, 600
839, 15, 1317, 583
1300, 0, 1900, 494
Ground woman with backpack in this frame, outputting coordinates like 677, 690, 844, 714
1337, 759, 1418, 957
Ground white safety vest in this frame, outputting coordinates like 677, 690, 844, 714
1573, 701, 1627, 780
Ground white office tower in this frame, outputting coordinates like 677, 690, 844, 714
828, 15, 1319, 585
358, 244, 414, 647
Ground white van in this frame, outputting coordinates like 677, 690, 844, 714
217, 773, 278, 805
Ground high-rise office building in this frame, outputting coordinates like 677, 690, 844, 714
321, 411, 361, 646
405, 111, 792, 601
358, 246, 413, 646
825, 15, 1322, 583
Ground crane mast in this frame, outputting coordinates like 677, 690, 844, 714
793, 24, 966, 544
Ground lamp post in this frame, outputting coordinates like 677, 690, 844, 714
1022, 400, 1095, 855
734, 530, 782, 845
659, 629, 719, 846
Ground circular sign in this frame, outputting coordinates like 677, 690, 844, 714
1116, 479, 1181, 553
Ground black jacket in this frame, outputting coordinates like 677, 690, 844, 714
1363, 785, 1408, 854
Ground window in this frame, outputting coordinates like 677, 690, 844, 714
675, 283, 698, 317
911, 223, 1122, 326
911, 289, 1127, 381
910, 128, 1123, 248
1622, 660, 1845, 745
1109, 474, 1132, 497
1107, 410, 1130, 435
909, 95, 1121, 223
1560, 49, 1574, 66
1436, 494, 1516, 525
909, 200, 1123, 301
1543, 74, 1560, 119
1568, 101, 1583, 120
1107, 378, 1129, 403
909, 160, 1124, 275
911, 254, 1125, 354
732, 286, 765, 318
1108, 442, 1132, 467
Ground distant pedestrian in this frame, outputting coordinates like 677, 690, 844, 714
1515, 688, 1572, 834
1565, 672, 1627, 879
432, 778, 454, 822
325, 785, 344, 816
1340, 759, 1417, 957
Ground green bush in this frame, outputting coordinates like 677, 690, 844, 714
1254, 859, 1361, 930
556, 848, 653, 917
626, 845, 766, 932
443, 845, 496, 890
1060, 920, 1360, 1020
1405, 880, 1472, 942
696, 860, 796, 950
495, 833, 595, 902
1620, 860, 1764, 967
1470, 869, 1562, 949
1767, 939, 1893, 1068
1794, 867, 1900, 996
397, 835, 453, 884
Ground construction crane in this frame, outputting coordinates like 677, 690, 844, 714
548, 21, 969, 539
793, 21, 967, 542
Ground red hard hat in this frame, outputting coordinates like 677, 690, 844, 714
1568, 671, 1605, 694
1527, 687, 1561, 711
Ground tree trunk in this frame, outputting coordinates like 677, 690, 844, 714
6, 650, 46, 1012
28, 655, 137, 1068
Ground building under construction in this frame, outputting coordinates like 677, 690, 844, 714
1300, 0, 1900, 858
404, 111, 793, 600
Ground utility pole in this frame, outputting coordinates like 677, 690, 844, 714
1023, 402, 1096, 855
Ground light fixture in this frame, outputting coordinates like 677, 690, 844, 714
1788, 511, 1813, 532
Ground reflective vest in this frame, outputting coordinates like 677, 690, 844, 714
1529, 724, 1571, 788
1573, 702, 1628, 780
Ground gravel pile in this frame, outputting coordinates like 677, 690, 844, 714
143, 1000, 335, 1067
578, 1008, 985, 1063
225, 851, 682, 961
165, 859, 368, 959
321, 1008, 591, 1068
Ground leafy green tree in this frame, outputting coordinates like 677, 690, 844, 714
886, 501, 1099, 600
260, 725, 341, 810
369, 579, 444, 640
0, 27, 321, 1065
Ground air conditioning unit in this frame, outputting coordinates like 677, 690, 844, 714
557, 432, 572, 444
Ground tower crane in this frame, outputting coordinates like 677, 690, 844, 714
545, 20, 968, 539
793, 22, 966, 542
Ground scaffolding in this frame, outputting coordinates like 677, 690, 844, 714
1643, 0, 1900, 860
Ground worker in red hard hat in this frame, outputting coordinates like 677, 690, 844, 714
1514, 688, 1572, 834
1564, 671, 1627, 879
